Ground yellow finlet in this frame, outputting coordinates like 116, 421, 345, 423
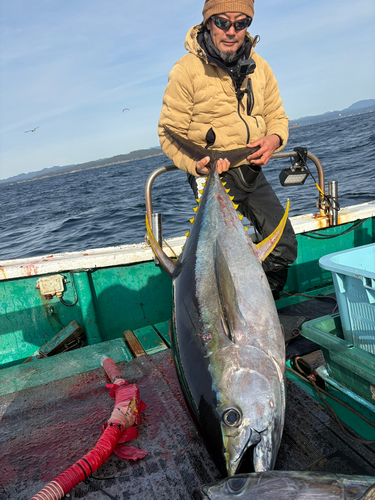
189, 217, 195, 224
199, 189, 204, 195
255, 200, 290, 262
229, 195, 234, 201
196, 198, 201, 203
185, 231, 190, 237
238, 214, 244, 220
233, 203, 239, 210
222, 182, 227, 187
244, 227, 249, 231
225, 188, 230, 194
193, 206, 199, 213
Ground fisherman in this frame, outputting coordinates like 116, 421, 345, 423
158, 0, 298, 299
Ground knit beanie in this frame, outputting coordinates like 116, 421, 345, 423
202, 0, 254, 24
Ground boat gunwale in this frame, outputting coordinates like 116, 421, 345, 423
1, 201, 374, 281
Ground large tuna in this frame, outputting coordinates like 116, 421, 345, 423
146, 129, 288, 476
193, 471, 375, 500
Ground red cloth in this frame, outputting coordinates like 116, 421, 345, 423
104, 380, 148, 460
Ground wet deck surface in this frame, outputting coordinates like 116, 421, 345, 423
1, 295, 375, 499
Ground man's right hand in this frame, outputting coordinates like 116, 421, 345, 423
196, 157, 230, 175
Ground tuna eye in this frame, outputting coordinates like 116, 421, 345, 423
223, 408, 241, 427
227, 477, 247, 492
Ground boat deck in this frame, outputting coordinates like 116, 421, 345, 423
1, 297, 375, 500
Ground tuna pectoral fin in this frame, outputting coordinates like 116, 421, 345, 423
164, 126, 209, 162
222, 146, 259, 169
215, 242, 246, 341
255, 200, 290, 262
145, 214, 176, 278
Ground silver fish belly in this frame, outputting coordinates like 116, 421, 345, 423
171, 166, 286, 475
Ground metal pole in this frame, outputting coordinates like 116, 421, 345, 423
152, 213, 163, 265
145, 165, 178, 232
328, 181, 339, 226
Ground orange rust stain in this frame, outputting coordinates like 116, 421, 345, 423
311, 216, 329, 229
0, 268, 7, 280
24, 265, 39, 276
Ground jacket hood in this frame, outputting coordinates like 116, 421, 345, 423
184, 24, 258, 63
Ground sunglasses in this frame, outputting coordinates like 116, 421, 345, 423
211, 15, 252, 32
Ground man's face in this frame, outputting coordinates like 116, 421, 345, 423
206, 12, 248, 57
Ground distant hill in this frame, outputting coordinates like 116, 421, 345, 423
1, 99, 374, 185
0, 147, 165, 185
289, 99, 375, 127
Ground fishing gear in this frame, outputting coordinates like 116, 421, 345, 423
280, 147, 340, 220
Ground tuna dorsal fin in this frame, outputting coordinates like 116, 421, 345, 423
145, 214, 176, 278
255, 200, 290, 262
214, 241, 246, 342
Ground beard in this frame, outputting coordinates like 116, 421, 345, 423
218, 49, 239, 63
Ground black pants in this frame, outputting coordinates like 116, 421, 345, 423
187, 165, 298, 298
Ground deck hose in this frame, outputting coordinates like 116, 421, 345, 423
31, 357, 147, 500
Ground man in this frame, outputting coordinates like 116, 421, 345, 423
158, 0, 297, 299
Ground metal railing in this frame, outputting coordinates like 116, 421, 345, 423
145, 151, 327, 235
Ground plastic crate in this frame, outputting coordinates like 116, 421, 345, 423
301, 313, 375, 405
319, 243, 375, 354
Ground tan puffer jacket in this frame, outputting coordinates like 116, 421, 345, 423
158, 24, 289, 176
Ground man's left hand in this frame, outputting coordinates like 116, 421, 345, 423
246, 135, 281, 166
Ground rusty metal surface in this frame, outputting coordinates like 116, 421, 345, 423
1, 348, 375, 499
123, 330, 146, 358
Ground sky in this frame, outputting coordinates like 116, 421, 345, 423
0, 0, 374, 181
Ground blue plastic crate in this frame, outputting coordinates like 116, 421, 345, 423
319, 243, 375, 355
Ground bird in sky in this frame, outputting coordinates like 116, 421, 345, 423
25, 127, 39, 133
122, 108, 129, 112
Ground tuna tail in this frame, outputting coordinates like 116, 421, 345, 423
145, 214, 176, 277
164, 126, 258, 168
164, 126, 211, 163
254, 200, 290, 262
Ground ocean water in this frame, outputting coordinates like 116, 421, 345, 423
0, 112, 374, 261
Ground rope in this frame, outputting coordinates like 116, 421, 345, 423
301, 218, 368, 240
281, 291, 338, 313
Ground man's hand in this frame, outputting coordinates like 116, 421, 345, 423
246, 135, 281, 166
196, 157, 230, 175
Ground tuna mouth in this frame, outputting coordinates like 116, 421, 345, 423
228, 428, 263, 475
234, 444, 256, 474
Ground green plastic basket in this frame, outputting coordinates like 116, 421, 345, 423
301, 313, 375, 405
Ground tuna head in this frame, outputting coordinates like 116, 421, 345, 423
194, 472, 375, 500
212, 344, 285, 475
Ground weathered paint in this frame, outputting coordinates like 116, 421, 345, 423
0, 262, 172, 368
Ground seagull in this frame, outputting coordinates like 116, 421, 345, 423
122, 108, 129, 112
25, 127, 40, 133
